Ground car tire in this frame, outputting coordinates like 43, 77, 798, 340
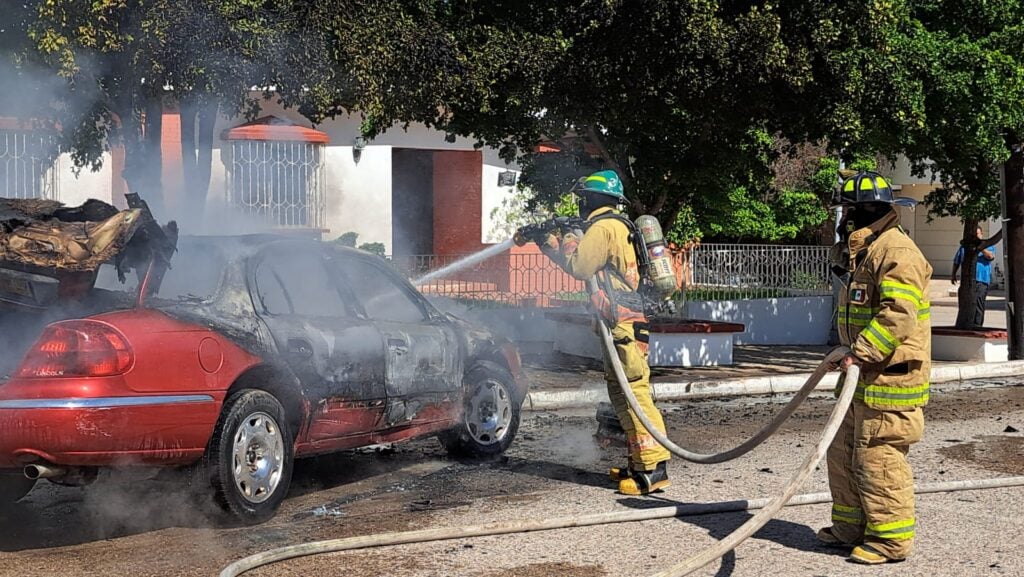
0, 470, 35, 504
440, 361, 521, 458
204, 389, 293, 524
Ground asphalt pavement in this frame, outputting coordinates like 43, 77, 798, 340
4, 379, 1020, 577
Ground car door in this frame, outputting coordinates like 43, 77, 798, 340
329, 252, 462, 429
251, 244, 387, 443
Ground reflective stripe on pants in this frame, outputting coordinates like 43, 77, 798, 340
826, 401, 923, 558
603, 321, 671, 471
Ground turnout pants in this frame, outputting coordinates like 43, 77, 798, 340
603, 321, 671, 471
827, 400, 925, 559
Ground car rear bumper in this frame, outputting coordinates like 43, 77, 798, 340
0, 395, 220, 468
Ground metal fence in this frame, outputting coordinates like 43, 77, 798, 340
393, 243, 830, 308
390, 252, 586, 308
684, 243, 831, 301
225, 140, 326, 229
0, 129, 60, 200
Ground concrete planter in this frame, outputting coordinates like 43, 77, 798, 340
932, 327, 1008, 362
683, 295, 834, 345
648, 331, 735, 367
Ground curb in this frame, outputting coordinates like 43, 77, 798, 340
523, 360, 1024, 411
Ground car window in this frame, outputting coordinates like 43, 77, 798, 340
255, 250, 347, 317
94, 241, 226, 302
332, 256, 427, 323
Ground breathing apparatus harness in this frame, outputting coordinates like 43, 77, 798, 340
515, 212, 676, 320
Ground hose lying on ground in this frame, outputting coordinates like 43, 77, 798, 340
219, 475, 1024, 577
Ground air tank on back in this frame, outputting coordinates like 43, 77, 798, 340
635, 215, 677, 298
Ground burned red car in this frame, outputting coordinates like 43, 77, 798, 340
0, 199, 526, 523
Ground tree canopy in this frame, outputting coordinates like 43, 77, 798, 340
7, 1, 1024, 250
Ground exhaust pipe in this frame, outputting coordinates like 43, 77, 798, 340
24, 464, 66, 480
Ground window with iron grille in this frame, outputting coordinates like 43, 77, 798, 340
0, 129, 59, 200
225, 140, 325, 228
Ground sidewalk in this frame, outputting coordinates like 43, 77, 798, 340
520, 279, 1019, 410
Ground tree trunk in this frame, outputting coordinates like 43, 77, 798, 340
179, 99, 218, 222
954, 218, 980, 330
119, 94, 164, 219
180, 100, 198, 210
195, 102, 217, 210
1004, 143, 1024, 359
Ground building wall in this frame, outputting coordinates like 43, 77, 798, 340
324, 145, 392, 247
207, 98, 519, 250
55, 152, 113, 206
892, 180, 1003, 279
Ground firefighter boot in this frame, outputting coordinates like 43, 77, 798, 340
850, 545, 900, 565
608, 465, 631, 482
617, 461, 670, 495
816, 527, 860, 548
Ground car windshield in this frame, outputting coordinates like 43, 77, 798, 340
94, 239, 227, 303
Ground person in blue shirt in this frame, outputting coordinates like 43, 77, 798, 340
951, 225, 997, 329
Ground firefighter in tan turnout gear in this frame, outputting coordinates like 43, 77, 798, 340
518, 170, 672, 495
818, 171, 932, 564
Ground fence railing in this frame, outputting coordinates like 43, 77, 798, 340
392, 243, 831, 308
684, 243, 832, 301
390, 252, 585, 307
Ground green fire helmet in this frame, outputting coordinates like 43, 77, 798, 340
836, 171, 917, 208
578, 170, 627, 202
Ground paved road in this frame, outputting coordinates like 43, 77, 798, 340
2, 381, 1023, 577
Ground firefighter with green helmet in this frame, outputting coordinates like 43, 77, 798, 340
818, 170, 932, 564
523, 169, 672, 495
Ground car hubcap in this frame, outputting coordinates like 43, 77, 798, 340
231, 411, 284, 504
467, 378, 512, 445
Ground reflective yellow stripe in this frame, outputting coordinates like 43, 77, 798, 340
880, 280, 923, 299
839, 318, 871, 328
880, 280, 924, 306
917, 305, 931, 320
866, 518, 915, 539
831, 503, 863, 525
585, 175, 608, 183
862, 320, 899, 355
861, 382, 930, 406
841, 304, 878, 327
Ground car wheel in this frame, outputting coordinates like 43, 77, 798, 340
204, 389, 293, 524
0, 470, 35, 504
441, 361, 521, 458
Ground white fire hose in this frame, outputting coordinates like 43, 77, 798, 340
218, 277, 1024, 577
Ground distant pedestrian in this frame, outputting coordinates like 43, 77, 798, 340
951, 225, 996, 329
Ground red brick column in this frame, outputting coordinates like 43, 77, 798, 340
432, 150, 484, 255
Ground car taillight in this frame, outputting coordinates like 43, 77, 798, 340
16, 321, 134, 378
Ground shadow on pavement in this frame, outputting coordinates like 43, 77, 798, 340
0, 449, 440, 552
616, 495, 847, 577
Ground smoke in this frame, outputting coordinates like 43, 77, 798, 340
80, 470, 222, 538
545, 426, 603, 469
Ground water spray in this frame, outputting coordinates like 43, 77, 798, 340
411, 239, 515, 286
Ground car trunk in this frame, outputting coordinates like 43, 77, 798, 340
0, 194, 177, 379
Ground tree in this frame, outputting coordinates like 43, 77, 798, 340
886, 1, 1024, 332
14, 0, 311, 221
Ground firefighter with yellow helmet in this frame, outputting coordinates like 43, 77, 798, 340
523, 170, 672, 495
819, 170, 932, 564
